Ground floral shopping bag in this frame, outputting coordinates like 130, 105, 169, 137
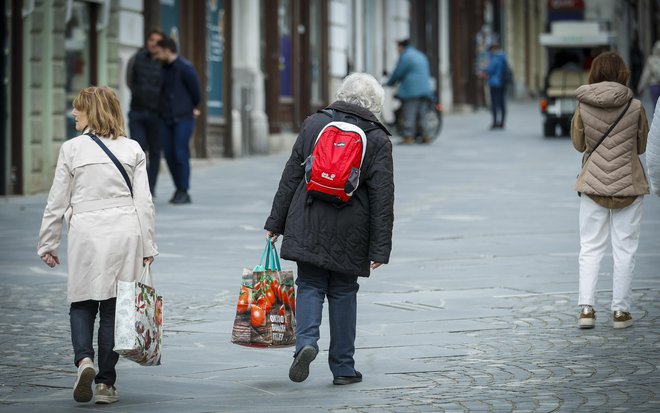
114, 265, 163, 365
231, 240, 296, 347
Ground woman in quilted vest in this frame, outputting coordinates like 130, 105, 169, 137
572, 52, 649, 330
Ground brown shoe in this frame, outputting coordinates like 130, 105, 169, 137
95, 383, 119, 404
578, 306, 595, 329
399, 137, 415, 145
421, 136, 432, 144
613, 310, 633, 329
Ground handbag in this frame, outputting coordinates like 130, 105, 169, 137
577, 97, 633, 197
114, 265, 163, 365
231, 239, 296, 347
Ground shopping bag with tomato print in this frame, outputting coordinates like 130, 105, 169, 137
231, 240, 296, 347
114, 264, 163, 365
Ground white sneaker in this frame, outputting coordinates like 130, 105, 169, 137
73, 358, 95, 403
95, 383, 119, 404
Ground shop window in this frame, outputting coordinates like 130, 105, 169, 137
309, 0, 322, 103
279, 0, 292, 98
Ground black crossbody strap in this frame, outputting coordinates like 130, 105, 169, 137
583, 97, 633, 165
86, 133, 133, 198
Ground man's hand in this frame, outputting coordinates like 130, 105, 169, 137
143, 256, 154, 266
370, 262, 383, 270
41, 253, 60, 268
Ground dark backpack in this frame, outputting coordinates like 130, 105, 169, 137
504, 61, 513, 86
303, 110, 375, 204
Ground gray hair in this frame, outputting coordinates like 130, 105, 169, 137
335, 72, 384, 114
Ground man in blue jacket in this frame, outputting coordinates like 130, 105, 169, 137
386, 39, 433, 144
482, 42, 511, 129
155, 37, 201, 204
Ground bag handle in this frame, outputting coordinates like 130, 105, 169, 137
253, 239, 281, 272
86, 133, 134, 198
582, 97, 633, 166
139, 264, 154, 288
253, 241, 270, 272
269, 242, 282, 271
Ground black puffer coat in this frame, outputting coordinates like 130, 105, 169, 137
265, 101, 394, 277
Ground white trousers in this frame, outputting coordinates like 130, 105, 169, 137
578, 195, 643, 312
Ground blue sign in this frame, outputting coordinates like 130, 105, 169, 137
160, 0, 180, 45
206, 0, 224, 117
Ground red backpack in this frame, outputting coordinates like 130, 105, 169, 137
304, 110, 374, 204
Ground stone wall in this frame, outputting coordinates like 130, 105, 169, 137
24, 0, 121, 194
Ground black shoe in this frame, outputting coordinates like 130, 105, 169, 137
171, 191, 191, 204
289, 345, 318, 383
169, 190, 181, 203
333, 371, 362, 385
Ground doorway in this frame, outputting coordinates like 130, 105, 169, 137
263, 0, 328, 133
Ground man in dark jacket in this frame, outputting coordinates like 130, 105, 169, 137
386, 39, 433, 144
126, 29, 164, 195
154, 37, 201, 204
265, 72, 394, 385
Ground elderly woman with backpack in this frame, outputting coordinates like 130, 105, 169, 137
572, 52, 649, 330
265, 72, 394, 385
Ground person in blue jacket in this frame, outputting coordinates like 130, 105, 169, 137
386, 39, 433, 144
155, 36, 201, 204
482, 42, 511, 129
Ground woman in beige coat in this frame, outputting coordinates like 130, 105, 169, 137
572, 52, 649, 330
38, 86, 157, 404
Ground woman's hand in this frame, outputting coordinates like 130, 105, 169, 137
266, 230, 279, 243
143, 256, 154, 266
41, 253, 60, 268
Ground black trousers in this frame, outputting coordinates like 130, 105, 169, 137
490, 85, 507, 126
129, 110, 161, 194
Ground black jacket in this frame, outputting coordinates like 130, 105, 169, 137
265, 101, 394, 277
126, 49, 162, 112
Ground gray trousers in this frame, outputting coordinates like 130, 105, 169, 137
401, 97, 431, 138
295, 262, 360, 377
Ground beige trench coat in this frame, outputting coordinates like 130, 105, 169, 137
38, 132, 158, 303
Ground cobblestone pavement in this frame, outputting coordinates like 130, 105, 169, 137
2, 282, 658, 412
353, 290, 660, 413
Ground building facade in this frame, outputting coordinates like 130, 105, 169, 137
3, 0, 659, 195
